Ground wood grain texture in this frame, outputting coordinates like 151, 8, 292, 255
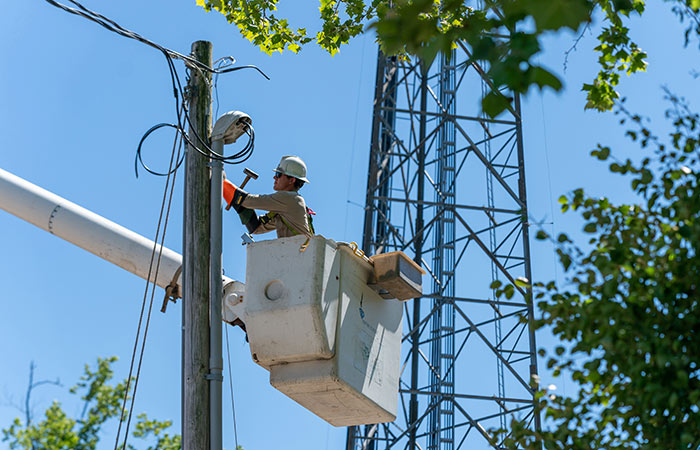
182, 40, 212, 450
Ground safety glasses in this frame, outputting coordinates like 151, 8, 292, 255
273, 171, 284, 179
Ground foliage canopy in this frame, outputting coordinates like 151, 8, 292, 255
194, 1, 700, 446
191, 0, 700, 116
492, 93, 700, 448
2, 357, 181, 450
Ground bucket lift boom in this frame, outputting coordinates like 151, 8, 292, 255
0, 167, 423, 427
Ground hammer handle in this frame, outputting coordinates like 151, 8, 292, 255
240, 176, 252, 189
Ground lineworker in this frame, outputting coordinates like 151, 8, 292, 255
223, 155, 315, 238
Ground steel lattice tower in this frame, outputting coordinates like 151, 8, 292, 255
346, 32, 540, 450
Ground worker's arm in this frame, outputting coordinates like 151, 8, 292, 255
240, 192, 292, 212
237, 209, 277, 235
224, 179, 263, 233
250, 216, 276, 235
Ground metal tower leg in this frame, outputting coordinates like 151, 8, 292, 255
348, 37, 539, 449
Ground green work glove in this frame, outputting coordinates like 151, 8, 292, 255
237, 207, 261, 233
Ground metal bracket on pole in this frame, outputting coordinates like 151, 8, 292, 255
161, 265, 183, 313
205, 372, 224, 381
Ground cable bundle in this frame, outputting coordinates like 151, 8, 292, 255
41, 1, 264, 448
44, 0, 268, 178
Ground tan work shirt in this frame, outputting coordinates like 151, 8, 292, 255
242, 191, 311, 238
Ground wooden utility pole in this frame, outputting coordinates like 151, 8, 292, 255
183, 40, 212, 450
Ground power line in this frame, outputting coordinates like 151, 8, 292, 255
214, 57, 236, 119
114, 117, 184, 450
44, 0, 267, 168
44, 0, 269, 79
42, 2, 266, 446
135, 123, 186, 178
224, 326, 240, 450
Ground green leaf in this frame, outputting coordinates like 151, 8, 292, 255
591, 146, 611, 160
488, 60, 700, 450
531, 66, 563, 90
583, 222, 597, 233
613, 0, 634, 11
521, 0, 592, 31
482, 92, 512, 118
560, 253, 572, 271
515, 277, 530, 288
2, 357, 180, 450
503, 283, 515, 299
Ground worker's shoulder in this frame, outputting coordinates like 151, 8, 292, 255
292, 191, 307, 206
253, 190, 304, 208
273, 190, 305, 202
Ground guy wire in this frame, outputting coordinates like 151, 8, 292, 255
114, 115, 184, 450
224, 325, 240, 450
39, 3, 264, 446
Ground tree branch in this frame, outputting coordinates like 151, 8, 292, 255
563, 22, 591, 73
23, 361, 62, 426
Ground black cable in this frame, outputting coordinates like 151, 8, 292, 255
44, 0, 267, 171
38, 5, 264, 446
219, 64, 271, 80
119, 136, 182, 450
49, 0, 208, 73
161, 54, 257, 166
135, 118, 256, 177
45, 0, 271, 76
135, 123, 185, 178
184, 124, 256, 164
133, 43, 257, 176
114, 116, 184, 450
224, 326, 240, 450
214, 57, 237, 118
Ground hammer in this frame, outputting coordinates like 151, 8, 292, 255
226, 167, 259, 210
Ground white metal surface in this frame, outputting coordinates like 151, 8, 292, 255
0, 167, 236, 293
211, 110, 251, 144
244, 236, 341, 367
242, 235, 403, 426
223, 281, 246, 323
0, 167, 403, 426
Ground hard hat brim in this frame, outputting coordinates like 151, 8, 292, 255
273, 169, 309, 183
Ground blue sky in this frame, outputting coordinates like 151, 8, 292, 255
1, 1, 698, 449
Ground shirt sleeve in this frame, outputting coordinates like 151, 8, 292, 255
241, 192, 292, 212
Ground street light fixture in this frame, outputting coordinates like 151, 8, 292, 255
212, 110, 252, 145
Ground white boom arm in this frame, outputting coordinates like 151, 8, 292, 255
0, 167, 237, 295
0, 168, 410, 427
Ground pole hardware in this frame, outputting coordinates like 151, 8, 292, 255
210, 109, 255, 450
161, 265, 183, 313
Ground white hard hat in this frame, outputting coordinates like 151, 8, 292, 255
275, 155, 309, 183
